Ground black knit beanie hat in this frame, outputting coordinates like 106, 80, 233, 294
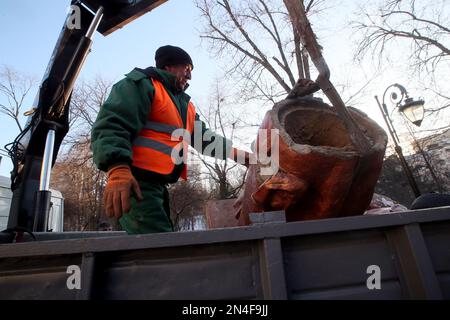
155, 45, 194, 70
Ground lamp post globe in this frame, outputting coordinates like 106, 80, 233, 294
374, 83, 425, 198
399, 97, 425, 127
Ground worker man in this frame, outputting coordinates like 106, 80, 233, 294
91, 45, 252, 234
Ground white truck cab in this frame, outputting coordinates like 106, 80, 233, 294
0, 175, 64, 232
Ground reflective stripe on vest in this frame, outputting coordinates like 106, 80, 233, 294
131, 78, 196, 180
133, 136, 174, 156
143, 121, 180, 134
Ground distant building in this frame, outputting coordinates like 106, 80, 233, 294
376, 129, 450, 206
408, 129, 450, 192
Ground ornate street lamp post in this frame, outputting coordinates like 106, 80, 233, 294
374, 83, 425, 198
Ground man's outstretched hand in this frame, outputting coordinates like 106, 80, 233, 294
104, 165, 143, 219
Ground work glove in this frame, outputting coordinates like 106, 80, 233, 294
103, 165, 143, 219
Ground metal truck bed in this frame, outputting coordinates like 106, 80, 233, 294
0, 207, 449, 300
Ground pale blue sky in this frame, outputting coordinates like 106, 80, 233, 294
0, 0, 222, 176
1, 0, 445, 177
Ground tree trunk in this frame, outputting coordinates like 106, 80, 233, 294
283, 0, 372, 154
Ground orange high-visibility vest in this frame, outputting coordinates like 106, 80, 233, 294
132, 79, 196, 180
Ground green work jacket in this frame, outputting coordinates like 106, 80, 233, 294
91, 67, 232, 183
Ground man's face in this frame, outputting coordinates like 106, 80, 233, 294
165, 64, 192, 91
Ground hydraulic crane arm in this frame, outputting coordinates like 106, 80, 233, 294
6, 0, 167, 236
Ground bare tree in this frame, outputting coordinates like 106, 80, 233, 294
376, 140, 449, 208
353, 0, 450, 118
169, 164, 208, 231
196, 0, 325, 104
0, 66, 36, 131
193, 80, 249, 200
51, 77, 113, 230
64, 76, 114, 148
407, 125, 449, 193
0, 66, 36, 161
51, 138, 107, 231
354, 0, 449, 72
375, 152, 416, 206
